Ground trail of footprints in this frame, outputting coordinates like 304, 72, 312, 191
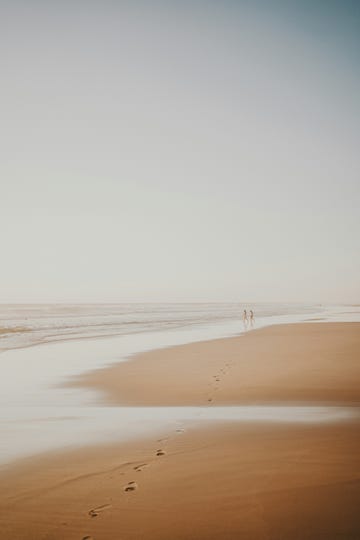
84, 432, 175, 539
82, 361, 231, 538
208, 362, 231, 403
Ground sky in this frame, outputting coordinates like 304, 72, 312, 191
1, 0, 359, 303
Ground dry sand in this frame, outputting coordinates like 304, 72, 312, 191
1, 322, 360, 540
72, 322, 360, 406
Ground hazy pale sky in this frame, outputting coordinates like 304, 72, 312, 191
1, 0, 359, 303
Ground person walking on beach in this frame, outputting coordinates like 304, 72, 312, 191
242, 309, 248, 328
250, 309, 254, 326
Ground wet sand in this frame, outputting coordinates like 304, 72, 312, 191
1, 322, 360, 539
0, 326, 30, 336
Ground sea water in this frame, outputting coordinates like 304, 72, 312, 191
0, 302, 326, 351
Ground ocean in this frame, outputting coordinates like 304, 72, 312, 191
0, 302, 324, 351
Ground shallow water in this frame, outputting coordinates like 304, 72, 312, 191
0, 304, 359, 466
0, 302, 324, 351
1, 405, 359, 466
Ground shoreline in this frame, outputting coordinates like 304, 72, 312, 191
3, 311, 344, 464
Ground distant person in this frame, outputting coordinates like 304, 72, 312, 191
250, 309, 254, 326
242, 309, 248, 328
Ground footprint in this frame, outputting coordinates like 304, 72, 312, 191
133, 463, 148, 472
156, 449, 166, 456
88, 504, 112, 517
82, 537, 94, 540
176, 428, 185, 433
124, 481, 138, 492
208, 398, 213, 402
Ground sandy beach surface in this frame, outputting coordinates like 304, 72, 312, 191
73, 322, 360, 406
1, 322, 360, 540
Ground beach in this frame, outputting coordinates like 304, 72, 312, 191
3, 0, 359, 537
1, 321, 360, 539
